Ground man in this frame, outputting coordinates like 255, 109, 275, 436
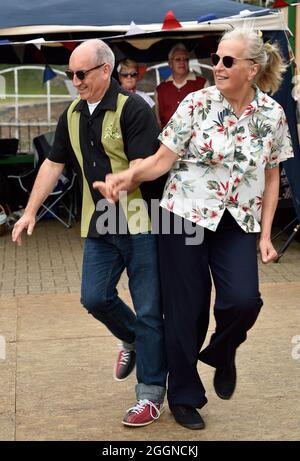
155, 43, 206, 128
118, 58, 155, 108
12, 39, 167, 427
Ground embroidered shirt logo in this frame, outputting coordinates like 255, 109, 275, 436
104, 123, 122, 139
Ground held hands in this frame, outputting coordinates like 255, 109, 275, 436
12, 213, 36, 246
259, 237, 278, 264
93, 169, 137, 203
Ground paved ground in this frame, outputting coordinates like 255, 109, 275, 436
0, 220, 300, 440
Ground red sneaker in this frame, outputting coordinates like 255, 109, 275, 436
122, 399, 164, 427
113, 346, 136, 381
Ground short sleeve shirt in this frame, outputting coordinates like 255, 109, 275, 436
48, 78, 166, 237
158, 85, 294, 233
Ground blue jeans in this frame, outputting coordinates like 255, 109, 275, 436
81, 233, 166, 402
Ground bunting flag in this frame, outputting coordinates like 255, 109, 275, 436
138, 64, 147, 79
198, 14, 217, 23
162, 10, 182, 30
159, 66, 172, 81
32, 45, 47, 64
43, 65, 57, 83
25, 38, 46, 50
61, 41, 77, 52
125, 21, 146, 36
12, 44, 25, 64
272, 0, 289, 7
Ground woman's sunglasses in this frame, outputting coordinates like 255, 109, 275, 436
210, 53, 255, 69
65, 63, 105, 81
119, 71, 139, 78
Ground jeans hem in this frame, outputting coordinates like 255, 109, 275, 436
136, 383, 166, 403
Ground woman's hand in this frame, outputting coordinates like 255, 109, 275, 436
259, 237, 278, 264
93, 169, 138, 203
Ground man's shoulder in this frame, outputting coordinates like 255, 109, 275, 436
156, 80, 173, 92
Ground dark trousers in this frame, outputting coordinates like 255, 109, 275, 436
158, 209, 263, 408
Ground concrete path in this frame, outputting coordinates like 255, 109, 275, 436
0, 221, 300, 440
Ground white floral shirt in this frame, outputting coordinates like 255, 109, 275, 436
158, 85, 294, 233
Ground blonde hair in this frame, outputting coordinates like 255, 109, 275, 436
118, 58, 139, 73
221, 27, 287, 95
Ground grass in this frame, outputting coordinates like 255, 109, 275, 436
0, 64, 69, 101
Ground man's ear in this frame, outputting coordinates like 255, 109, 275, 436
103, 63, 112, 80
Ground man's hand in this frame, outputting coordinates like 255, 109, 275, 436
93, 169, 138, 203
259, 237, 278, 264
12, 213, 36, 246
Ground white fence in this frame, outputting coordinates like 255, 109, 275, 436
0, 65, 74, 150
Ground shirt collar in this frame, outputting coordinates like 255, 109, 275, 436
209, 85, 273, 113
72, 78, 122, 114
166, 71, 197, 82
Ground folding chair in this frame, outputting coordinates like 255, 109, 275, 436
8, 132, 77, 228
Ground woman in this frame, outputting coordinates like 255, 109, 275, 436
118, 58, 155, 108
94, 28, 293, 429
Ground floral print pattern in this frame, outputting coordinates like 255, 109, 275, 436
159, 86, 294, 233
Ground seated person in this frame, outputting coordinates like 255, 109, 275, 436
155, 43, 206, 128
118, 59, 155, 108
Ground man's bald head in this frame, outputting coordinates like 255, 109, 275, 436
71, 39, 115, 76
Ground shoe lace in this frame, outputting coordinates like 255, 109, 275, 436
127, 399, 161, 420
118, 348, 131, 366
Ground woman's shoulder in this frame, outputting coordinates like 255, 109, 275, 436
186, 85, 218, 102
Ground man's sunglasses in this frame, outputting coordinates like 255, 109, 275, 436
65, 63, 105, 81
119, 71, 139, 78
210, 53, 255, 69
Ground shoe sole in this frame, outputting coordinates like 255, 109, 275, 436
177, 422, 205, 430
172, 416, 205, 430
214, 390, 233, 400
122, 407, 164, 427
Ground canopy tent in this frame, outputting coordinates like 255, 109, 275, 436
0, 0, 299, 224
0, 0, 278, 64
0, 0, 271, 33
0, 0, 286, 65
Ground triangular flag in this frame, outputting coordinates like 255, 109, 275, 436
273, 0, 289, 7
162, 10, 182, 30
25, 38, 45, 50
13, 44, 25, 64
138, 65, 147, 79
43, 65, 57, 83
159, 66, 172, 81
61, 41, 77, 52
198, 14, 217, 23
125, 21, 146, 36
32, 46, 46, 64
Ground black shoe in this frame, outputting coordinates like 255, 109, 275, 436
213, 364, 237, 400
170, 405, 205, 430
